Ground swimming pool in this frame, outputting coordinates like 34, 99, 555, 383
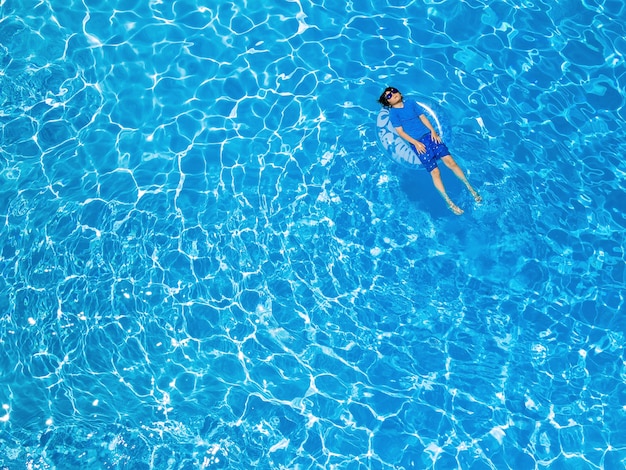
1, 0, 625, 468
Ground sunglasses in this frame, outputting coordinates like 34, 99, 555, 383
385, 88, 399, 100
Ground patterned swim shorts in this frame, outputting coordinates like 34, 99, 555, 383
411, 133, 451, 172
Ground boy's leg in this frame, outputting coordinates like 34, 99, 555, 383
441, 155, 482, 202
430, 167, 463, 215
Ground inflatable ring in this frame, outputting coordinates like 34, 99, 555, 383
376, 99, 449, 170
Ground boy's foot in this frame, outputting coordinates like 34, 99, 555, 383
447, 200, 464, 215
470, 189, 482, 203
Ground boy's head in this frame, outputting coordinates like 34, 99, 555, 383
378, 87, 401, 107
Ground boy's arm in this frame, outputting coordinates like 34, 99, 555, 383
419, 114, 441, 143
395, 126, 426, 154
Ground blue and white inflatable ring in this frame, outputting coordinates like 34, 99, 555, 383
376, 99, 449, 170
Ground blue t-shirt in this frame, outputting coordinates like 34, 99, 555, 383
389, 99, 430, 139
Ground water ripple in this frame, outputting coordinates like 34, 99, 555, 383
1, 0, 626, 468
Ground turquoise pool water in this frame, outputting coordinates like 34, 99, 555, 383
1, 0, 625, 468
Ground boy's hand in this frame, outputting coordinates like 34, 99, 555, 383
414, 142, 426, 154
431, 132, 441, 143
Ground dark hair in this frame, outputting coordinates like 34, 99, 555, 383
378, 86, 400, 107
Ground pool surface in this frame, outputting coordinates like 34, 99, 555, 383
1, 0, 625, 468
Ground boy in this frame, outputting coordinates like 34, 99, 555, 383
379, 86, 481, 215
